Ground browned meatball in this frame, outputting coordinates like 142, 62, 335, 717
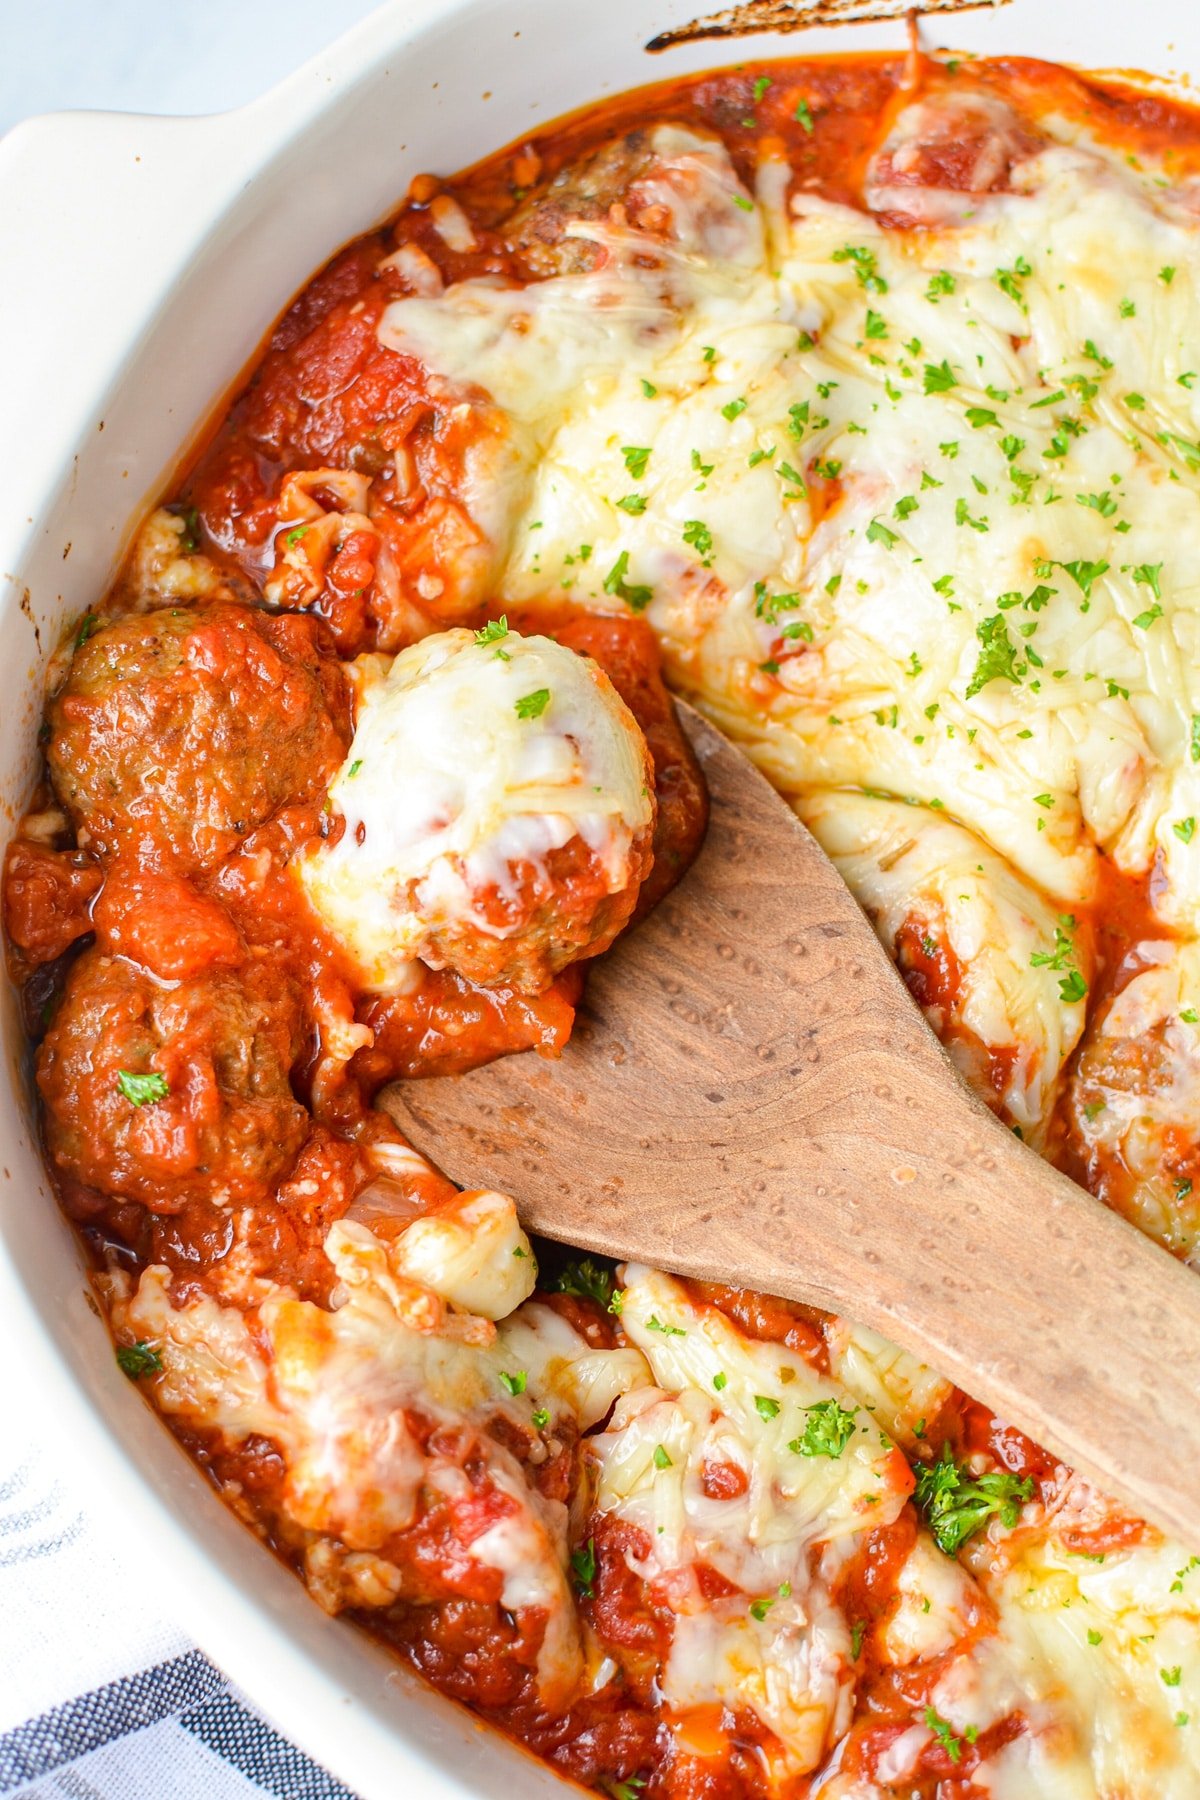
503, 132, 660, 277
407, 831, 655, 995
47, 603, 350, 873
37, 948, 309, 1211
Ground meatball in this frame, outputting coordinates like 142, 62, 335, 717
47, 603, 350, 872
502, 123, 757, 277
37, 948, 309, 1210
503, 131, 660, 277
2, 838, 102, 968
863, 89, 1042, 225
297, 626, 656, 995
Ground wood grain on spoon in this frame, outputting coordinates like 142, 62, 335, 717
385, 702, 1200, 1548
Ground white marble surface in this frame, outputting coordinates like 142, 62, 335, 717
1, 0, 382, 136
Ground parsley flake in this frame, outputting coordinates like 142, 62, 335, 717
116, 1341, 162, 1379
117, 1070, 169, 1107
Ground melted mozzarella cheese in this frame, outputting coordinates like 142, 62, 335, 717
297, 627, 653, 991
385, 1186, 536, 1318
376, 118, 1200, 927
971, 1525, 1200, 1800
110, 1202, 639, 1705
589, 1267, 912, 1776
1069, 939, 1200, 1258
798, 789, 1090, 1142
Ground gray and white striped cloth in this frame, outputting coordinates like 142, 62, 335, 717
0, 1433, 359, 1800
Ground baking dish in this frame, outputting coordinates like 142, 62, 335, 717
2, 2, 1199, 1794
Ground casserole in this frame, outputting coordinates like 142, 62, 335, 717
3, 3, 1200, 1796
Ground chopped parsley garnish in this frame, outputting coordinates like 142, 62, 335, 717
754, 1395, 780, 1421
682, 519, 713, 557
347, 759, 363, 777
790, 1398, 858, 1459
923, 359, 957, 394
1132, 562, 1162, 600
831, 244, 887, 294
515, 688, 551, 720
1049, 557, 1109, 600
965, 616, 1022, 699
966, 407, 998, 429
713, 1371, 728, 1392
474, 616, 509, 646
864, 308, 888, 340
616, 493, 647, 515
75, 614, 100, 650
722, 396, 748, 421
570, 1537, 596, 1598
924, 1706, 970, 1763
913, 1442, 1033, 1556
866, 518, 898, 549
640, 378, 657, 398
794, 98, 814, 132
925, 270, 956, 302
116, 1341, 163, 1380
116, 1070, 169, 1107
749, 1596, 775, 1621
602, 550, 652, 612
1174, 817, 1196, 844
499, 1370, 527, 1397
1030, 914, 1088, 1004
646, 1314, 687, 1337
531, 1407, 550, 1429
621, 445, 651, 478
653, 1444, 673, 1469
547, 1255, 616, 1306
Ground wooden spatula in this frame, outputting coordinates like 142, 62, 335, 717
385, 702, 1200, 1547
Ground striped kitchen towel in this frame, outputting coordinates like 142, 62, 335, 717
0, 1434, 358, 1800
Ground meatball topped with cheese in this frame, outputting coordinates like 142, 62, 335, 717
297, 625, 656, 994
47, 602, 350, 873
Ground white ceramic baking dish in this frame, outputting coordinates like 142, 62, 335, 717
2, 2, 1198, 1794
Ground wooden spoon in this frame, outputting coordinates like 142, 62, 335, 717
385, 703, 1200, 1547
